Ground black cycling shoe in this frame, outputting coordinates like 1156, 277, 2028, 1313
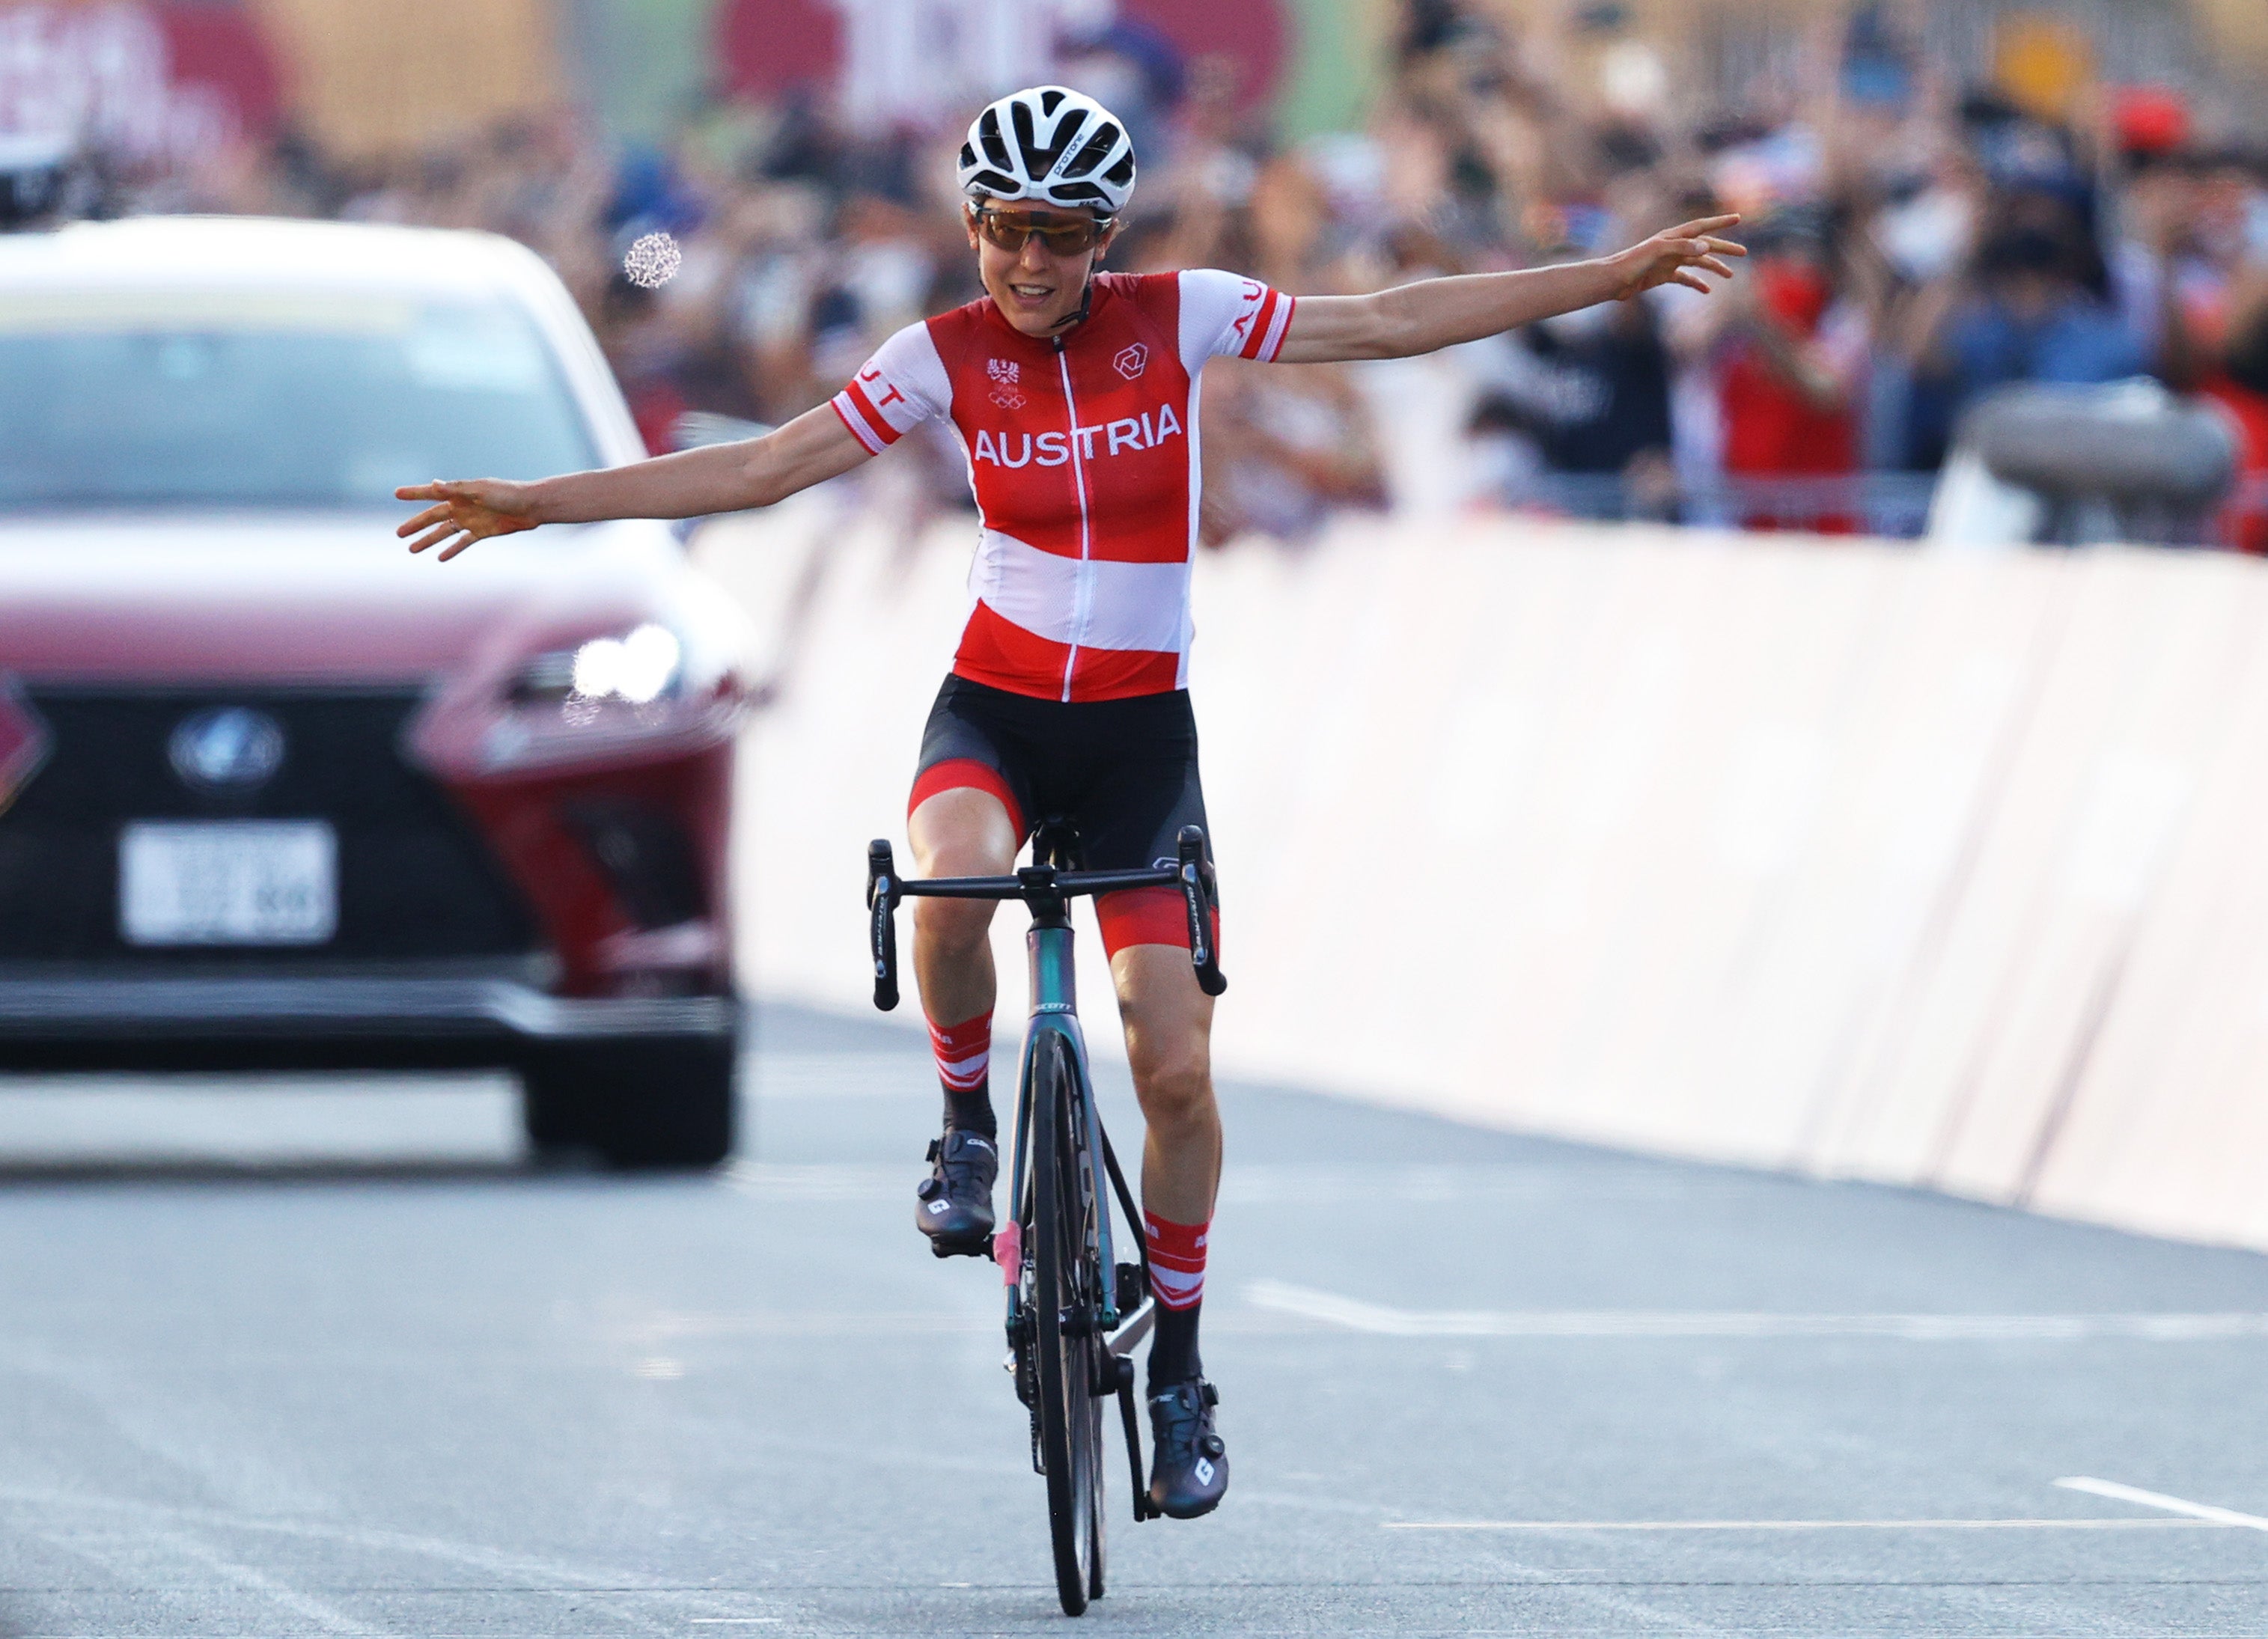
915, 1129, 997, 1254
1146, 1378, 1228, 1519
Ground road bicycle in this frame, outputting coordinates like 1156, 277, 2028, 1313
865, 822, 1225, 1615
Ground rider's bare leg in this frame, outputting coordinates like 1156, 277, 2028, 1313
909, 787, 1016, 1024
1113, 946, 1222, 1221
909, 788, 1019, 1131
1114, 944, 1220, 1390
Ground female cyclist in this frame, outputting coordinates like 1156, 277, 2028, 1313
397, 85, 1742, 1520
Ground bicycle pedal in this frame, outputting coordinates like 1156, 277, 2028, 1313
929, 1232, 993, 1260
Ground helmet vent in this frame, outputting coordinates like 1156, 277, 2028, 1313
977, 108, 1013, 172
1063, 123, 1120, 179
1013, 101, 1077, 180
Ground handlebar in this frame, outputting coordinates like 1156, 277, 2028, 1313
865, 824, 1225, 1010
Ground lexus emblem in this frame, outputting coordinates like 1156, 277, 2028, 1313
169, 706, 285, 792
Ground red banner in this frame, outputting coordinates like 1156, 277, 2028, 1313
0, 1, 283, 164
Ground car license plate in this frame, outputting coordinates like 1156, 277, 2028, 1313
119, 821, 338, 947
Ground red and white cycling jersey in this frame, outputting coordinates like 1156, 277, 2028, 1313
831, 269, 1295, 702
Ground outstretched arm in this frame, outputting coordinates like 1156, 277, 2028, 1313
395, 403, 873, 561
1277, 216, 1745, 364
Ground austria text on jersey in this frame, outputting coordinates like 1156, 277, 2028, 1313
832, 271, 1294, 703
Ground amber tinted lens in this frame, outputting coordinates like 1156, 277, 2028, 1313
976, 210, 1105, 254
975, 213, 1031, 251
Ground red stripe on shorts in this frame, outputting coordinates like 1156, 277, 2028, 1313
908, 757, 1026, 841
1097, 885, 1221, 961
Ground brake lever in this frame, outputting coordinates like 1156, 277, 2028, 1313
1175, 825, 1226, 997
866, 839, 900, 1011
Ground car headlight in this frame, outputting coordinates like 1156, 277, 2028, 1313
510, 623, 686, 712
405, 609, 751, 780
463, 620, 744, 772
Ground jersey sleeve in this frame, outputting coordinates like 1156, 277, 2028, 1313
829, 320, 951, 454
1175, 268, 1297, 373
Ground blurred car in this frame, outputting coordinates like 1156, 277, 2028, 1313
0, 216, 755, 1168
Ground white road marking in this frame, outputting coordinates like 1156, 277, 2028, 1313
6, 1485, 682, 1593
29, 1517, 769, 1639
1233, 1487, 1400, 1517
153, 1530, 379, 1635
723, 1162, 1721, 1203
0, 1078, 519, 1166
610, 1310, 995, 1340
1221, 1164, 1719, 1204
1386, 1518, 2223, 1530
17, 1487, 772, 1638
747, 1052, 932, 1099
2055, 1476, 2268, 1531
1247, 1280, 2268, 1340
724, 1162, 907, 1199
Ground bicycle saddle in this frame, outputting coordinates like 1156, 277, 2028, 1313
1031, 818, 1085, 871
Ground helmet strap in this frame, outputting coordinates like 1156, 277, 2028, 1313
1046, 230, 1109, 334
1049, 272, 1095, 332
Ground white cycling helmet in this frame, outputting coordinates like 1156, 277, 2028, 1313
957, 85, 1136, 218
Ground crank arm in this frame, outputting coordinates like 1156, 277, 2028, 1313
1116, 1375, 1161, 1522
1103, 1295, 1155, 1359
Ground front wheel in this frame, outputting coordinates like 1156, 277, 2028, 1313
1028, 1029, 1106, 1615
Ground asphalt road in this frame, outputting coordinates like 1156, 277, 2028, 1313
2, 1004, 2267, 1637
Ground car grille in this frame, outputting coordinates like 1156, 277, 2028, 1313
0, 689, 536, 963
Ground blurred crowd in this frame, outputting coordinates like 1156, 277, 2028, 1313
146, 0, 2268, 547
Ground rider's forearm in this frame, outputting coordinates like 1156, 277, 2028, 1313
1366, 258, 1629, 358
522, 441, 776, 525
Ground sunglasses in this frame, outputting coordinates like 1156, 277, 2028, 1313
971, 206, 1113, 256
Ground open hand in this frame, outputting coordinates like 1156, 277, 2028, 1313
1611, 214, 1746, 301
394, 479, 539, 561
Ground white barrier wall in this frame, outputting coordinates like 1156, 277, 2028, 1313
697, 505, 2268, 1253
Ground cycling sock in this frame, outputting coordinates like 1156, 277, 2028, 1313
928, 1008, 996, 1137
1144, 1210, 1207, 1388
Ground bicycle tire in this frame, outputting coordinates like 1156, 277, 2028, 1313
1030, 1028, 1106, 1616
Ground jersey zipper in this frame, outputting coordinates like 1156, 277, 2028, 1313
1052, 335, 1094, 702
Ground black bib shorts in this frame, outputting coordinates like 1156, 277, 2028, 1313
908, 675, 1215, 957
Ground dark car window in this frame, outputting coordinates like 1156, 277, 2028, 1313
0, 292, 600, 508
